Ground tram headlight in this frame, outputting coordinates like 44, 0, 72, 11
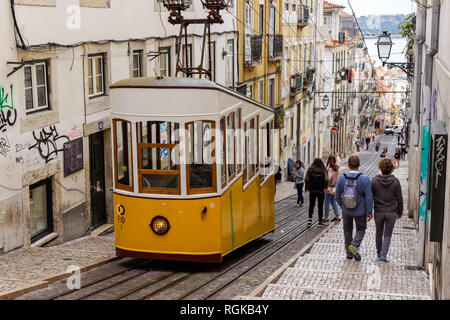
150, 216, 170, 235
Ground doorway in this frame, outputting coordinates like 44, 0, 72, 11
89, 131, 106, 228
30, 178, 53, 243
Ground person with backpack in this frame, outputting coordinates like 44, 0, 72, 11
365, 136, 371, 150
304, 158, 329, 227
335, 155, 374, 261
291, 160, 305, 207
371, 158, 403, 263
323, 155, 342, 224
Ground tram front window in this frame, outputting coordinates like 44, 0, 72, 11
186, 121, 216, 194
137, 121, 180, 194
114, 120, 133, 191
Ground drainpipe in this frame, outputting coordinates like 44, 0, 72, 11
417, 0, 440, 268
312, 0, 318, 159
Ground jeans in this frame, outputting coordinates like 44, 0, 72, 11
309, 192, 325, 221
324, 193, 340, 218
342, 214, 367, 255
296, 183, 304, 204
375, 211, 397, 258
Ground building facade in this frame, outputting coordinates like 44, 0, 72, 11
0, 0, 238, 252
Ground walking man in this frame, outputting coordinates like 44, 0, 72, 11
335, 156, 373, 260
355, 138, 361, 152
365, 136, 371, 150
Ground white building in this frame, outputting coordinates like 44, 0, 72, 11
0, 0, 237, 252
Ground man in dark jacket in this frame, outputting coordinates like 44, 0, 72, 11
371, 159, 403, 262
335, 155, 373, 260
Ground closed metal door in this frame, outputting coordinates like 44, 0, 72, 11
90, 131, 106, 228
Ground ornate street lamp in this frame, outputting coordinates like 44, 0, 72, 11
314, 94, 330, 112
376, 31, 414, 77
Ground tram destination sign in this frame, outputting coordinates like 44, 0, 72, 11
429, 120, 447, 242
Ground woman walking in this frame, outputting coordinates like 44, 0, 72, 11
394, 148, 401, 169
291, 161, 305, 207
305, 158, 328, 227
323, 156, 342, 224
371, 159, 403, 262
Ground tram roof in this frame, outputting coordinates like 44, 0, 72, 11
110, 77, 274, 113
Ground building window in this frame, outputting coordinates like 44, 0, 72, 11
88, 54, 105, 98
292, 1, 296, 11
259, 4, 264, 35
30, 178, 53, 243
113, 119, 133, 192
258, 79, 264, 103
268, 78, 275, 107
186, 120, 216, 194
246, 83, 253, 99
182, 44, 193, 78
209, 41, 216, 81
285, 0, 289, 11
245, 1, 253, 33
136, 121, 180, 194
159, 46, 171, 77
290, 115, 294, 141
24, 62, 49, 113
132, 50, 143, 77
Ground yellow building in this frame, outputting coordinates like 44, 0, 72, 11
236, 0, 283, 167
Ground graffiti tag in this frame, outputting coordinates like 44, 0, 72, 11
0, 135, 11, 157
0, 85, 17, 133
434, 136, 446, 189
28, 125, 70, 164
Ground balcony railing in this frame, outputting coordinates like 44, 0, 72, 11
297, 5, 309, 27
290, 73, 303, 97
268, 34, 283, 61
244, 35, 263, 66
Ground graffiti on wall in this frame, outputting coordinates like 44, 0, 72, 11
0, 135, 10, 157
0, 84, 17, 133
28, 125, 70, 164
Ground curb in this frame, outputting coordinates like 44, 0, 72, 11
236, 221, 336, 299
0, 255, 120, 300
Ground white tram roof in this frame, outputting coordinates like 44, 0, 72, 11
110, 77, 274, 121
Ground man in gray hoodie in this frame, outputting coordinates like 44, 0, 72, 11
371, 158, 403, 262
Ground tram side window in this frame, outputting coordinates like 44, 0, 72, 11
227, 112, 236, 183
235, 109, 242, 174
114, 120, 133, 191
244, 117, 258, 185
186, 120, 216, 194
220, 118, 227, 188
136, 121, 180, 194
260, 120, 273, 179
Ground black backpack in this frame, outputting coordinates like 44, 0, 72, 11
308, 172, 325, 191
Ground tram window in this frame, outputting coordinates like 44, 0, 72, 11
186, 120, 216, 194
220, 118, 227, 188
136, 121, 180, 194
244, 117, 257, 185
260, 121, 273, 179
227, 112, 236, 182
235, 109, 242, 174
113, 120, 133, 191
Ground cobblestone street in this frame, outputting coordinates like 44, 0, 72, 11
241, 150, 432, 300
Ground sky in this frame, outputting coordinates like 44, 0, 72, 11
332, 0, 416, 17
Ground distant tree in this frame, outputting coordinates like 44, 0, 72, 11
398, 13, 416, 58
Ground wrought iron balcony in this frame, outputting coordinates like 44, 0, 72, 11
290, 73, 303, 97
244, 35, 263, 66
297, 5, 309, 27
268, 34, 283, 61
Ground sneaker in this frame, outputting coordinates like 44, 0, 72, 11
378, 257, 390, 263
295, 203, 301, 207
331, 216, 342, 222
348, 245, 361, 261
307, 219, 312, 227
346, 255, 354, 260
300, 203, 304, 207
318, 221, 325, 226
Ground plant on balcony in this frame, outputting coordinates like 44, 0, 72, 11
274, 106, 285, 129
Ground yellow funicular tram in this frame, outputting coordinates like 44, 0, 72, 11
110, 77, 275, 263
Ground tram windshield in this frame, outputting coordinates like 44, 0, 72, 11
136, 121, 180, 194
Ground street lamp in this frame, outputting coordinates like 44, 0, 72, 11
376, 31, 414, 77
314, 94, 330, 112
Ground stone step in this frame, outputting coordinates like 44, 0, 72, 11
309, 243, 416, 263
293, 256, 424, 276
260, 284, 431, 300
272, 269, 429, 296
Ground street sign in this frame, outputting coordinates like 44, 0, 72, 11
330, 127, 338, 135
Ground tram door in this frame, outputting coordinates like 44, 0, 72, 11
89, 131, 106, 228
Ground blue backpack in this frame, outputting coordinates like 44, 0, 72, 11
342, 173, 362, 209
